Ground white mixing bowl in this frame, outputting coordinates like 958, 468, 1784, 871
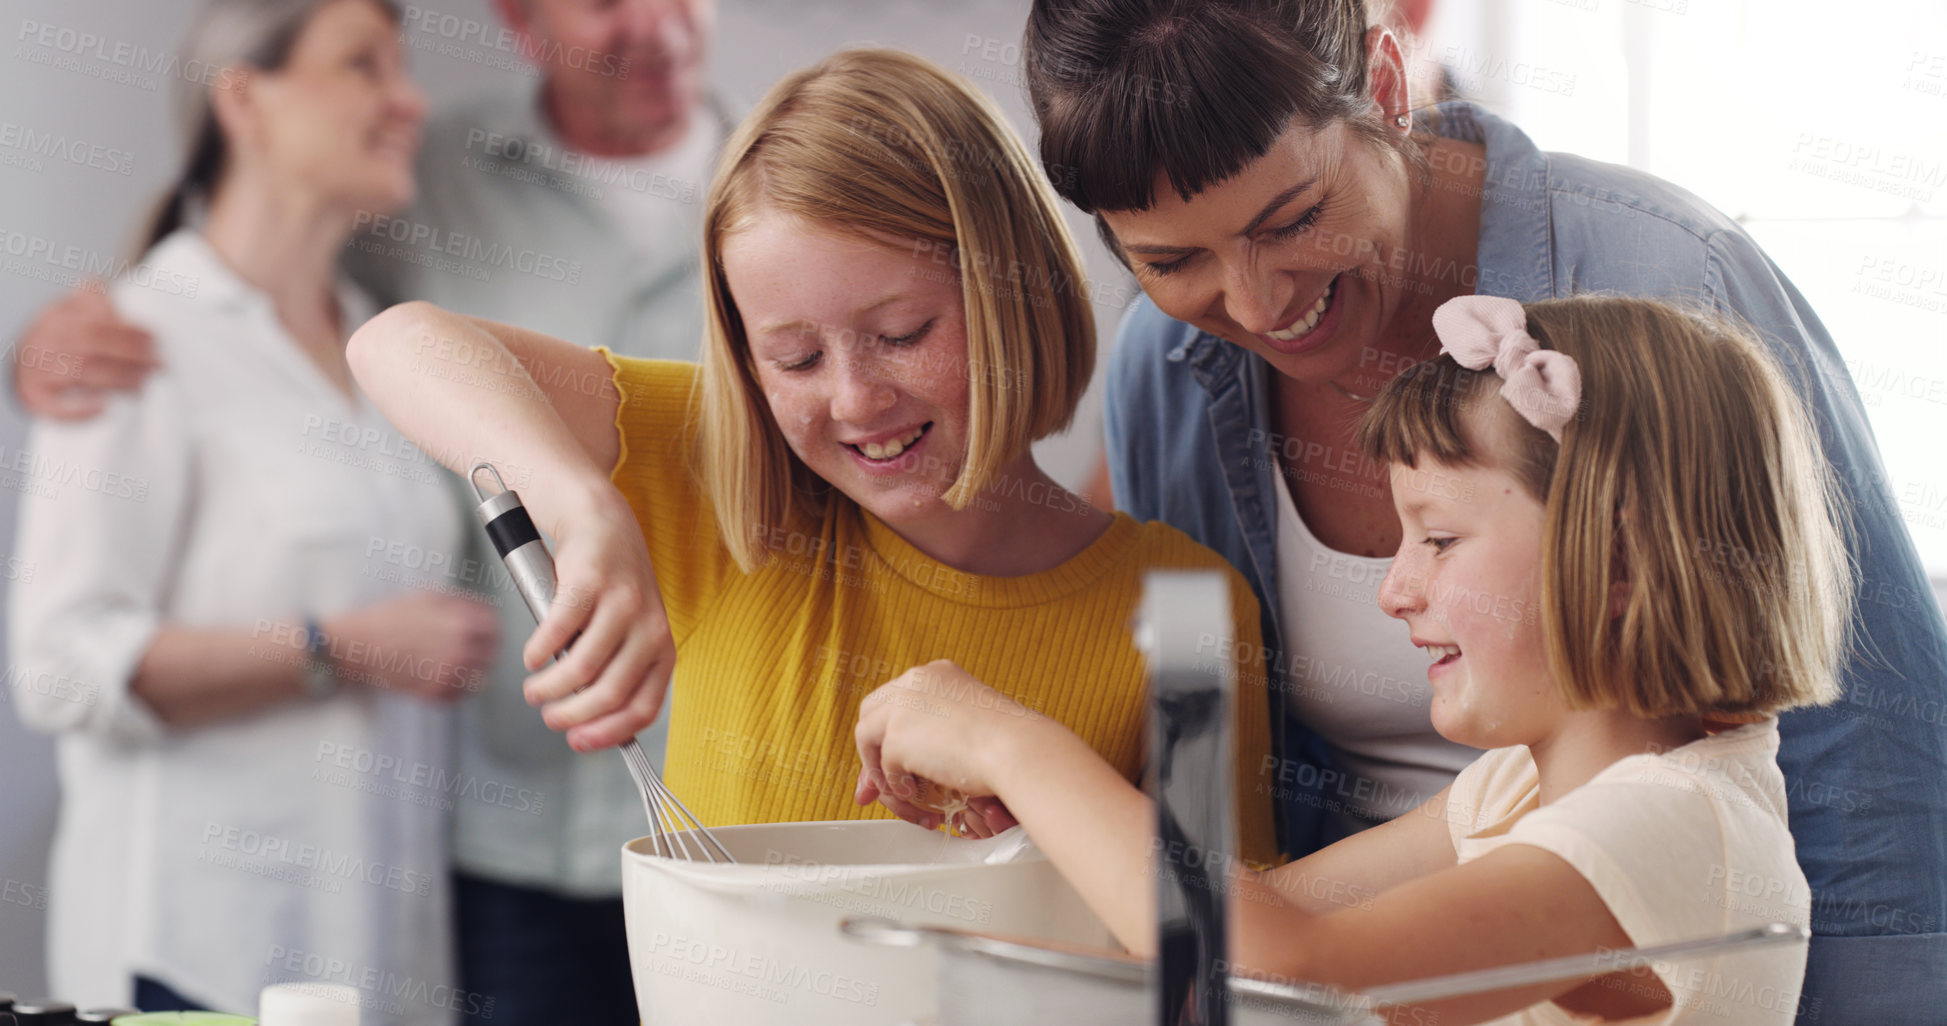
621, 820, 1115, 1026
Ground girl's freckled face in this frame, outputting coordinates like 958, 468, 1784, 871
723, 211, 973, 527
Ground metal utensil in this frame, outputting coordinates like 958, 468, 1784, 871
468, 462, 734, 863
841, 918, 1809, 1026
842, 917, 1369, 1026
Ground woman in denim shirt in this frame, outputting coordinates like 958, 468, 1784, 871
1022, 1, 1945, 1019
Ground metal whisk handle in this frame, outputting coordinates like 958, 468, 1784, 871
465, 463, 735, 864
469, 465, 561, 627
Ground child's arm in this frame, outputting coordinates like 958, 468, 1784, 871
1254, 786, 1456, 914
857, 664, 1653, 1024
347, 303, 674, 752
347, 303, 621, 514
856, 663, 1456, 940
1271, 843, 1651, 1024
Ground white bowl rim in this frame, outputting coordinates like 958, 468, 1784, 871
621, 819, 1044, 886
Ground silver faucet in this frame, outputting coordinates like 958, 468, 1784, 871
1136, 570, 1236, 1026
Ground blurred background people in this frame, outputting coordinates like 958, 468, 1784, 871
7, 0, 498, 1020
9, 0, 726, 1020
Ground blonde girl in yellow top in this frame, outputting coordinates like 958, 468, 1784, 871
856, 294, 1850, 1025
347, 48, 1278, 863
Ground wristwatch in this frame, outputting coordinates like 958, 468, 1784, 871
300, 616, 340, 701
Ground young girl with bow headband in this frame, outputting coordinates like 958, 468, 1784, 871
855, 293, 1850, 1025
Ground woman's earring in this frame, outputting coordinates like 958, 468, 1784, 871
1395, 114, 1410, 128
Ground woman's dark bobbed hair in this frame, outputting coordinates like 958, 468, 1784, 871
1024, 0, 1390, 218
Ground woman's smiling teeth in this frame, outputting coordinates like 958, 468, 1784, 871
854, 424, 927, 461
1265, 278, 1335, 341
1421, 643, 1461, 663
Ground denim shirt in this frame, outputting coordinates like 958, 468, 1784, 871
1105, 101, 1947, 1019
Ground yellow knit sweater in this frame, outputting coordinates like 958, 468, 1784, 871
603, 355, 1278, 865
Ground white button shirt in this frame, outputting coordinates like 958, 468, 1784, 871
8, 231, 465, 1024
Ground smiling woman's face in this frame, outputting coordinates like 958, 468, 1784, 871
245, 0, 426, 215
721, 210, 971, 527
1100, 118, 1422, 389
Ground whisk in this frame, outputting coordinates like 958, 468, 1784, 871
469, 463, 735, 863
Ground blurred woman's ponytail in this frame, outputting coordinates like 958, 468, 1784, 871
133, 0, 402, 258
140, 116, 225, 256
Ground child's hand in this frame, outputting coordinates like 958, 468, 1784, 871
854, 660, 1041, 835
517, 486, 676, 752
853, 779, 1019, 838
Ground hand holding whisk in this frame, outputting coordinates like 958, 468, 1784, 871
468, 462, 735, 863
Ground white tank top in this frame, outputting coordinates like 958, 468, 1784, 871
1271, 467, 1480, 838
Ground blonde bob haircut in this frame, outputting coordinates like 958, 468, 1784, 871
696, 48, 1095, 571
1356, 295, 1852, 719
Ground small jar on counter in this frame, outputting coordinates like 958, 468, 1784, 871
9, 1001, 75, 1025
257, 984, 356, 1026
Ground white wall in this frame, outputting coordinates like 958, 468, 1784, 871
2, 1, 197, 994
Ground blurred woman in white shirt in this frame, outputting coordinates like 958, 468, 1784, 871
7, 1, 497, 1021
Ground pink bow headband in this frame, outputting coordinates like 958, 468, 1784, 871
1431, 296, 1581, 442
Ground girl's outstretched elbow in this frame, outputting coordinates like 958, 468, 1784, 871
346, 300, 442, 384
